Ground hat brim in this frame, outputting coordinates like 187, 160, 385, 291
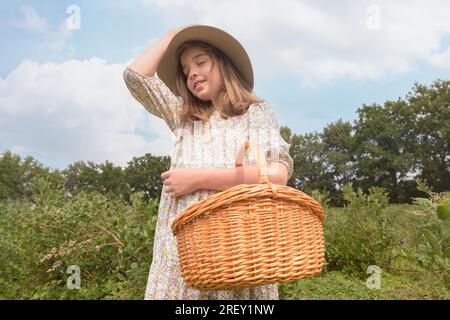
157, 25, 254, 96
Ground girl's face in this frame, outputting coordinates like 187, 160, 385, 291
180, 46, 223, 102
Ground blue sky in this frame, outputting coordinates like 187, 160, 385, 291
1, 0, 449, 170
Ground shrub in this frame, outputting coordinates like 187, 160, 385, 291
0, 176, 158, 299
324, 183, 396, 276
311, 189, 331, 211
396, 179, 450, 286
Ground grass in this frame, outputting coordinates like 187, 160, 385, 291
279, 269, 449, 300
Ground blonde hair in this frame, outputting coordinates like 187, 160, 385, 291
174, 41, 265, 127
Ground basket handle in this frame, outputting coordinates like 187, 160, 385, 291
234, 140, 270, 184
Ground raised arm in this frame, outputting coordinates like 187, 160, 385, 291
128, 27, 182, 77
123, 25, 201, 133
123, 27, 187, 133
128, 24, 199, 76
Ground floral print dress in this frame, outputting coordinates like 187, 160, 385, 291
123, 67, 294, 300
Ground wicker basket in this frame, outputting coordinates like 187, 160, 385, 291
171, 140, 325, 290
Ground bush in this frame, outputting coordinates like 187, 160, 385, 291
396, 179, 450, 286
311, 189, 331, 211
0, 176, 158, 299
324, 183, 396, 276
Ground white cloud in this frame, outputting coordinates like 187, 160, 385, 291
0, 58, 176, 170
134, 0, 450, 83
12, 5, 48, 32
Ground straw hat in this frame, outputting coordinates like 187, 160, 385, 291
157, 25, 254, 96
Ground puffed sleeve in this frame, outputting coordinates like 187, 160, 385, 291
123, 66, 182, 133
246, 102, 294, 181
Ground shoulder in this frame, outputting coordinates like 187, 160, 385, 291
123, 66, 163, 90
247, 101, 278, 124
123, 67, 183, 102
248, 100, 269, 112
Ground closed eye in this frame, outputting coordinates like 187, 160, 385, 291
183, 61, 206, 77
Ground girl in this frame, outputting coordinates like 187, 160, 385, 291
123, 24, 294, 300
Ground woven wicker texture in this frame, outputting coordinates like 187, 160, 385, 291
172, 141, 325, 290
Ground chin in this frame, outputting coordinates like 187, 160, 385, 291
195, 92, 211, 102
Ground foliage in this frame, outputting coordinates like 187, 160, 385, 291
396, 179, 450, 286
310, 189, 331, 210
0, 151, 64, 201
321, 119, 355, 206
287, 79, 449, 205
324, 183, 397, 276
0, 177, 158, 299
289, 132, 329, 194
0, 151, 170, 205
124, 153, 170, 202
0, 176, 448, 299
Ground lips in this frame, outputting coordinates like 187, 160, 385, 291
194, 80, 205, 90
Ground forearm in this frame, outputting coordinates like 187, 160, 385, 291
198, 163, 287, 192
128, 29, 180, 77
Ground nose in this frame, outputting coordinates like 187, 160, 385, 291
189, 71, 198, 80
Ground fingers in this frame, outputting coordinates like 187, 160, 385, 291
161, 170, 178, 198
164, 185, 178, 198
161, 171, 170, 179
165, 188, 177, 198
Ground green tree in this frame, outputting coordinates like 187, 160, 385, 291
62, 160, 132, 201
321, 119, 356, 205
280, 126, 292, 145
62, 161, 103, 196
97, 161, 128, 198
405, 80, 450, 192
0, 150, 63, 201
289, 132, 329, 194
124, 153, 170, 202
353, 100, 416, 203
